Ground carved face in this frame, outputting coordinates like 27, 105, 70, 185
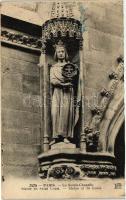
56, 47, 65, 60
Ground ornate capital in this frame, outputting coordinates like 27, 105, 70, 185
41, 42, 46, 54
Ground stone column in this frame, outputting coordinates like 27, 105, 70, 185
79, 41, 86, 151
39, 45, 50, 152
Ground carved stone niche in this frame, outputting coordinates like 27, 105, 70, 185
39, 17, 84, 152
38, 4, 117, 179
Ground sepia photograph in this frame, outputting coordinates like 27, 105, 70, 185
1, 0, 125, 199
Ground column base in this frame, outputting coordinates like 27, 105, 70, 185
38, 149, 116, 179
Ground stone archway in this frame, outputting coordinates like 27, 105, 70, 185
114, 121, 125, 177
105, 94, 125, 177
99, 78, 124, 153
107, 99, 124, 154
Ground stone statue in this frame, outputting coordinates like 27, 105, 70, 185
50, 40, 80, 145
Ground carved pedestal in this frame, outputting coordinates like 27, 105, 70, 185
38, 144, 116, 179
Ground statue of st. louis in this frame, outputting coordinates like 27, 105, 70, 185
50, 40, 80, 145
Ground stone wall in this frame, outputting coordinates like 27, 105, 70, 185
82, 0, 123, 144
1, 46, 41, 178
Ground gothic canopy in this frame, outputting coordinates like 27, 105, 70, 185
41, 2, 83, 50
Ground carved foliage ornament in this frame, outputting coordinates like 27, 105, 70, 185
39, 162, 116, 179
48, 164, 81, 179
1, 30, 42, 49
84, 56, 124, 152
84, 127, 100, 151
42, 18, 82, 42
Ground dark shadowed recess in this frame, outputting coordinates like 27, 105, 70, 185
114, 121, 125, 178
1, 15, 42, 37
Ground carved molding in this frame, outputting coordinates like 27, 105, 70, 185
38, 148, 117, 179
80, 163, 116, 177
1, 29, 42, 51
39, 162, 116, 179
85, 56, 124, 152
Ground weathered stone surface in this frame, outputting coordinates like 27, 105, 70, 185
2, 109, 41, 129
2, 127, 41, 145
79, 0, 123, 32
105, 7, 123, 26
23, 75, 40, 95
32, 127, 41, 145
2, 92, 23, 110
1, 46, 39, 63
2, 56, 40, 77
85, 87, 100, 105
85, 71, 108, 90
1, 46, 41, 178
3, 165, 39, 177
2, 72, 22, 92
88, 28, 123, 53
51, 142, 76, 150
2, 144, 41, 166
3, 152, 39, 166
85, 62, 106, 74
22, 94, 40, 113
84, 2, 106, 22
11, 2, 38, 12
2, 109, 23, 129
2, 143, 40, 154
2, 92, 40, 114
2, 127, 31, 144
83, 49, 112, 66
86, 18, 123, 37
21, 111, 40, 128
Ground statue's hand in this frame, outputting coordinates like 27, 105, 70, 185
61, 82, 73, 87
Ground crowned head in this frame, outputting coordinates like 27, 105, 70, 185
54, 40, 68, 61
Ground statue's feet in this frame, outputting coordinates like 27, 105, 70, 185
50, 137, 71, 145
64, 138, 70, 144
50, 139, 56, 146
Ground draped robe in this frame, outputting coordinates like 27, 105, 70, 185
50, 62, 75, 139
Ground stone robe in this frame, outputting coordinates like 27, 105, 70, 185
50, 62, 75, 139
